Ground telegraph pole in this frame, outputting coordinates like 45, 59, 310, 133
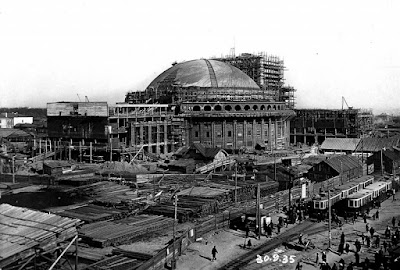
172, 194, 177, 269
328, 189, 331, 249
235, 162, 238, 205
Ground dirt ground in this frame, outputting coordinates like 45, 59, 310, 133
177, 190, 400, 270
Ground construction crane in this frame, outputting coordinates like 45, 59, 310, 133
76, 94, 82, 102
85, 96, 90, 102
342, 96, 353, 110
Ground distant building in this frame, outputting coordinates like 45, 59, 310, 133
0, 112, 33, 128
47, 102, 109, 143
291, 108, 374, 146
307, 155, 363, 182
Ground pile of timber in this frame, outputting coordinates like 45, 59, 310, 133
57, 204, 129, 223
60, 181, 145, 210
79, 215, 174, 248
143, 204, 195, 223
85, 254, 143, 270
0, 204, 80, 269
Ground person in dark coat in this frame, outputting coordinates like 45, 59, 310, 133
370, 226, 375, 238
376, 210, 379, 219
211, 246, 218, 261
392, 216, 396, 228
341, 232, 345, 244
363, 213, 367, 223
355, 252, 360, 265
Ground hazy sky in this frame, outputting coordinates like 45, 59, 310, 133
1, 0, 399, 114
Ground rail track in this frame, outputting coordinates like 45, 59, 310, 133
218, 220, 329, 270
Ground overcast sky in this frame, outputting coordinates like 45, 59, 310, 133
0, 0, 399, 114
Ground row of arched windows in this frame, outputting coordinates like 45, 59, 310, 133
190, 103, 284, 112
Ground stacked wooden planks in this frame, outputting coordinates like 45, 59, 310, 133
56, 204, 129, 223
0, 204, 80, 269
84, 254, 143, 270
79, 215, 175, 248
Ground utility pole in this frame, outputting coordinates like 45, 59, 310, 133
381, 148, 384, 176
256, 183, 261, 240
328, 189, 331, 249
235, 161, 238, 205
12, 155, 15, 184
172, 194, 177, 269
273, 149, 276, 181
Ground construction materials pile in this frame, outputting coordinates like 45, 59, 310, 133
56, 181, 145, 210
79, 215, 175, 248
0, 204, 81, 269
99, 161, 148, 177
56, 204, 130, 223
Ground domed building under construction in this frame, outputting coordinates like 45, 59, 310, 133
112, 57, 295, 154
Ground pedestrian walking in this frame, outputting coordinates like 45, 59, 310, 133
366, 223, 370, 233
375, 235, 380, 248
322, 251, 327, 262
341, 232, 345, 244
370, 227, 375, 238
354, 212, 357, 222
355, 252, 360, 265
366, 235, 371, 247
363, 213, 367, 223
295, 261, 303, 270
247, 239, 252, 248
315, 252, 319, 264
392, 216, 396, 228
345, 242, 350, 253
211, 246, 218, 261
376, 210, 379, 219
361, 233, 365, 245
392, 189, 396, 201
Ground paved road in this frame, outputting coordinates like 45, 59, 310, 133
217, 220, 327, 270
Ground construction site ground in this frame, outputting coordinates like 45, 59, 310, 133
177, 190, 400, 270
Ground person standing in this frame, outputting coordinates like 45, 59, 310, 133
211, 246, 218, 261
392, 216, 396, 228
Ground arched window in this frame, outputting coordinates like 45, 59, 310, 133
225, 105, 232, 111
267, 105, 271, 110
215, 105, 222, 111
253, 105, 258, 110
193, 105, 201, 111
235, 105, 242, 111
204, 105, 212, 111
244, 105, 250, 111
260, 105, 265, 110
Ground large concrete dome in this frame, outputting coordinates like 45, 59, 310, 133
147, 59, 260, 90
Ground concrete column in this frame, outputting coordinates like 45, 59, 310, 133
131, 123, 135, 147
164, 122, 168, 153
304, 128, 307, 145
268, 118, 272, 151
286, 120, 291, 147
222, 120, 227, 148
148, 124, 152, 153
294, 127, 297, 145
139, 123, 144, 145
243, 120, 247, 150
274, 119, 278, 149
211, 122, 216, 147
261, 118, 265, 144
156, 124, 160, 155
252, 119, 257, 149
233, 120, 237, 151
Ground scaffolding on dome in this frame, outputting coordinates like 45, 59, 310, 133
213, 52, 296, 109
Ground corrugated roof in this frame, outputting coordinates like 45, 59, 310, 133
0, 128, 31, 138
191, 143, 224, 158
321, 138, 361, 151
383, 149, 400, 161
355, 135, 400, 152
148, 59, 260, 90
0, 204, 80, 267
324, 155, 362, 173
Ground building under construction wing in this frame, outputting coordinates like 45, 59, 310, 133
213, 52, 296, 109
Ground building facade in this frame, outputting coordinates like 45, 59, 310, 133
47, 102, 109, 143
125, 59, 295, 153
290, 108, 374, 146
